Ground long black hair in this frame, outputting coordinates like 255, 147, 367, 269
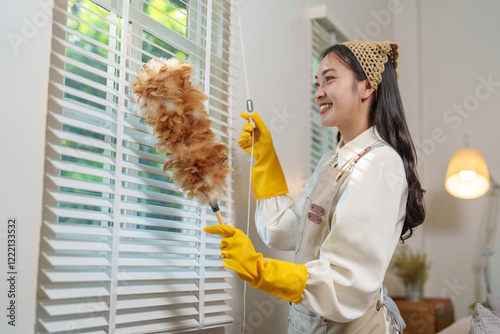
321, 44, 425, 242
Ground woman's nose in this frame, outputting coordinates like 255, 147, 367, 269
314, 86, 325, 100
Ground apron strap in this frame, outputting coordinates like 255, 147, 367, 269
351, 142, 386, 165
377, 287, 406, 333
334, 142, 387, 181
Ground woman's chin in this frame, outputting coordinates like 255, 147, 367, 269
320, 117, 336, 128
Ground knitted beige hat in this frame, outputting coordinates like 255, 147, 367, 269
341, 41, 399, 90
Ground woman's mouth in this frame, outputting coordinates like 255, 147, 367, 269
319, 103, 332, 114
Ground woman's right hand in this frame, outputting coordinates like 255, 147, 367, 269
237, 112, 288, 199
238, 112, 274, 161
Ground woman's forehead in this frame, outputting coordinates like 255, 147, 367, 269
316, 53, 347, 77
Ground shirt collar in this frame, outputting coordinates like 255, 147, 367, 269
335, 127, 383, 167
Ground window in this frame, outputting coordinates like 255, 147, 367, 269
309, 4, 348, 172
310, 19, 338, 172
37, 0, 234, 333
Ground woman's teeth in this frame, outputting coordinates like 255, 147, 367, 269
320, 104, 332, 111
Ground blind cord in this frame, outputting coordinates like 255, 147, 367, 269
236, 2, 254, 334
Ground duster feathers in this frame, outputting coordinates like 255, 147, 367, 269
133, 58, 231, 205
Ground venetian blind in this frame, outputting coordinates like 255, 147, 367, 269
37, 0, 235, 333
310, 19, 338, 172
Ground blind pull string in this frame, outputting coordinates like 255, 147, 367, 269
236, 2, 255, 334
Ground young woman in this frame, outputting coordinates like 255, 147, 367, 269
205, 41, 425, 333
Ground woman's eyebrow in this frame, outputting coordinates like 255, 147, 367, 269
315, 67, 337, 79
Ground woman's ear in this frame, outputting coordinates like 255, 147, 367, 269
359, 79, 375, 101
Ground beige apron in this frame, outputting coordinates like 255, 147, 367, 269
288, 143, 404, 334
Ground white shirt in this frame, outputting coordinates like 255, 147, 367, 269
254, 127, 408, 322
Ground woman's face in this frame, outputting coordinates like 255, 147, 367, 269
314, 52, 370, 130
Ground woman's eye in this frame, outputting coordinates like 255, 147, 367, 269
326, 76, 335, 81
314, 82, 320, 88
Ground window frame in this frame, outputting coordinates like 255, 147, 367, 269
37, 0, 235, 333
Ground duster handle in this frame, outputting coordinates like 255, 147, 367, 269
209, 201, 225, 225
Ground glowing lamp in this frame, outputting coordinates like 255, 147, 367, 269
445, 148, 490, 199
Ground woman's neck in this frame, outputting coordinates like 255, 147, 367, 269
339, 122, 371, 146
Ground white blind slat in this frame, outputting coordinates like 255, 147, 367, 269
44, 237, 112, 252
51, 81, 118, 109
204, 304, 232, 314
120, 215, 200, 231
48, 207, 113, 222
48, 143, 115, 166
204, 271, 233, 279
41, 300, 109, 316
47, 129, 115, 154
204, 281, 232, 290
118, 257, 199, 267
39, 316, 108, 333
49, 111, 116, 138
52, 97, 116, 123
119, 201, 201, 220
204, 292, 233, 302
117, 294, 198, 309
120, 174, 177, 192
116, 306, 198, 324
41, 285, 110, 300
204, 314, 233, 325
44, 221, 112, 237
119, 228, 199, 242
117, 270, 199, 281
120, 188, 198, 208
52, 65, 118, 97
43, 269, 110, 283
119, 243, 199, 255
115, 318, 198, 334
47, 175, 114, 194
48, 191, 114, 209
117, 282, 198, 295
44, 254, 111, 267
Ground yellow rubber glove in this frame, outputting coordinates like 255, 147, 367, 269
205, 224, 307, 304
238, 112, 288, 199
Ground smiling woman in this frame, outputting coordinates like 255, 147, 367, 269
207, 40, 425, 334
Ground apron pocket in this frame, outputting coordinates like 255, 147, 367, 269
288, 303, 328, 334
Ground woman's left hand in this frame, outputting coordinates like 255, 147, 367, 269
204, 224, 308, 304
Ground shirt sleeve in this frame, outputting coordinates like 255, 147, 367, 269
300, 146, 408, 322
254, 194, 303, 251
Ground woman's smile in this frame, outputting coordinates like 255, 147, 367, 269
319, 103, 332, 114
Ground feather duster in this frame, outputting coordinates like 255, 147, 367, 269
132, 58, 231, 223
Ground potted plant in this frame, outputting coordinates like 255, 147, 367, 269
390, 246, 431, 302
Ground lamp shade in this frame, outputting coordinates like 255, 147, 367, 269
445, 148, 490, 199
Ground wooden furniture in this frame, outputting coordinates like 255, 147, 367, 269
393, 298, 455, 334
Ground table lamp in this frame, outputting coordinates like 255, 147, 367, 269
445, 147, 500, 294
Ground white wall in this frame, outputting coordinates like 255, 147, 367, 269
393, 0, 500, 321
0, 0, 52, 333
